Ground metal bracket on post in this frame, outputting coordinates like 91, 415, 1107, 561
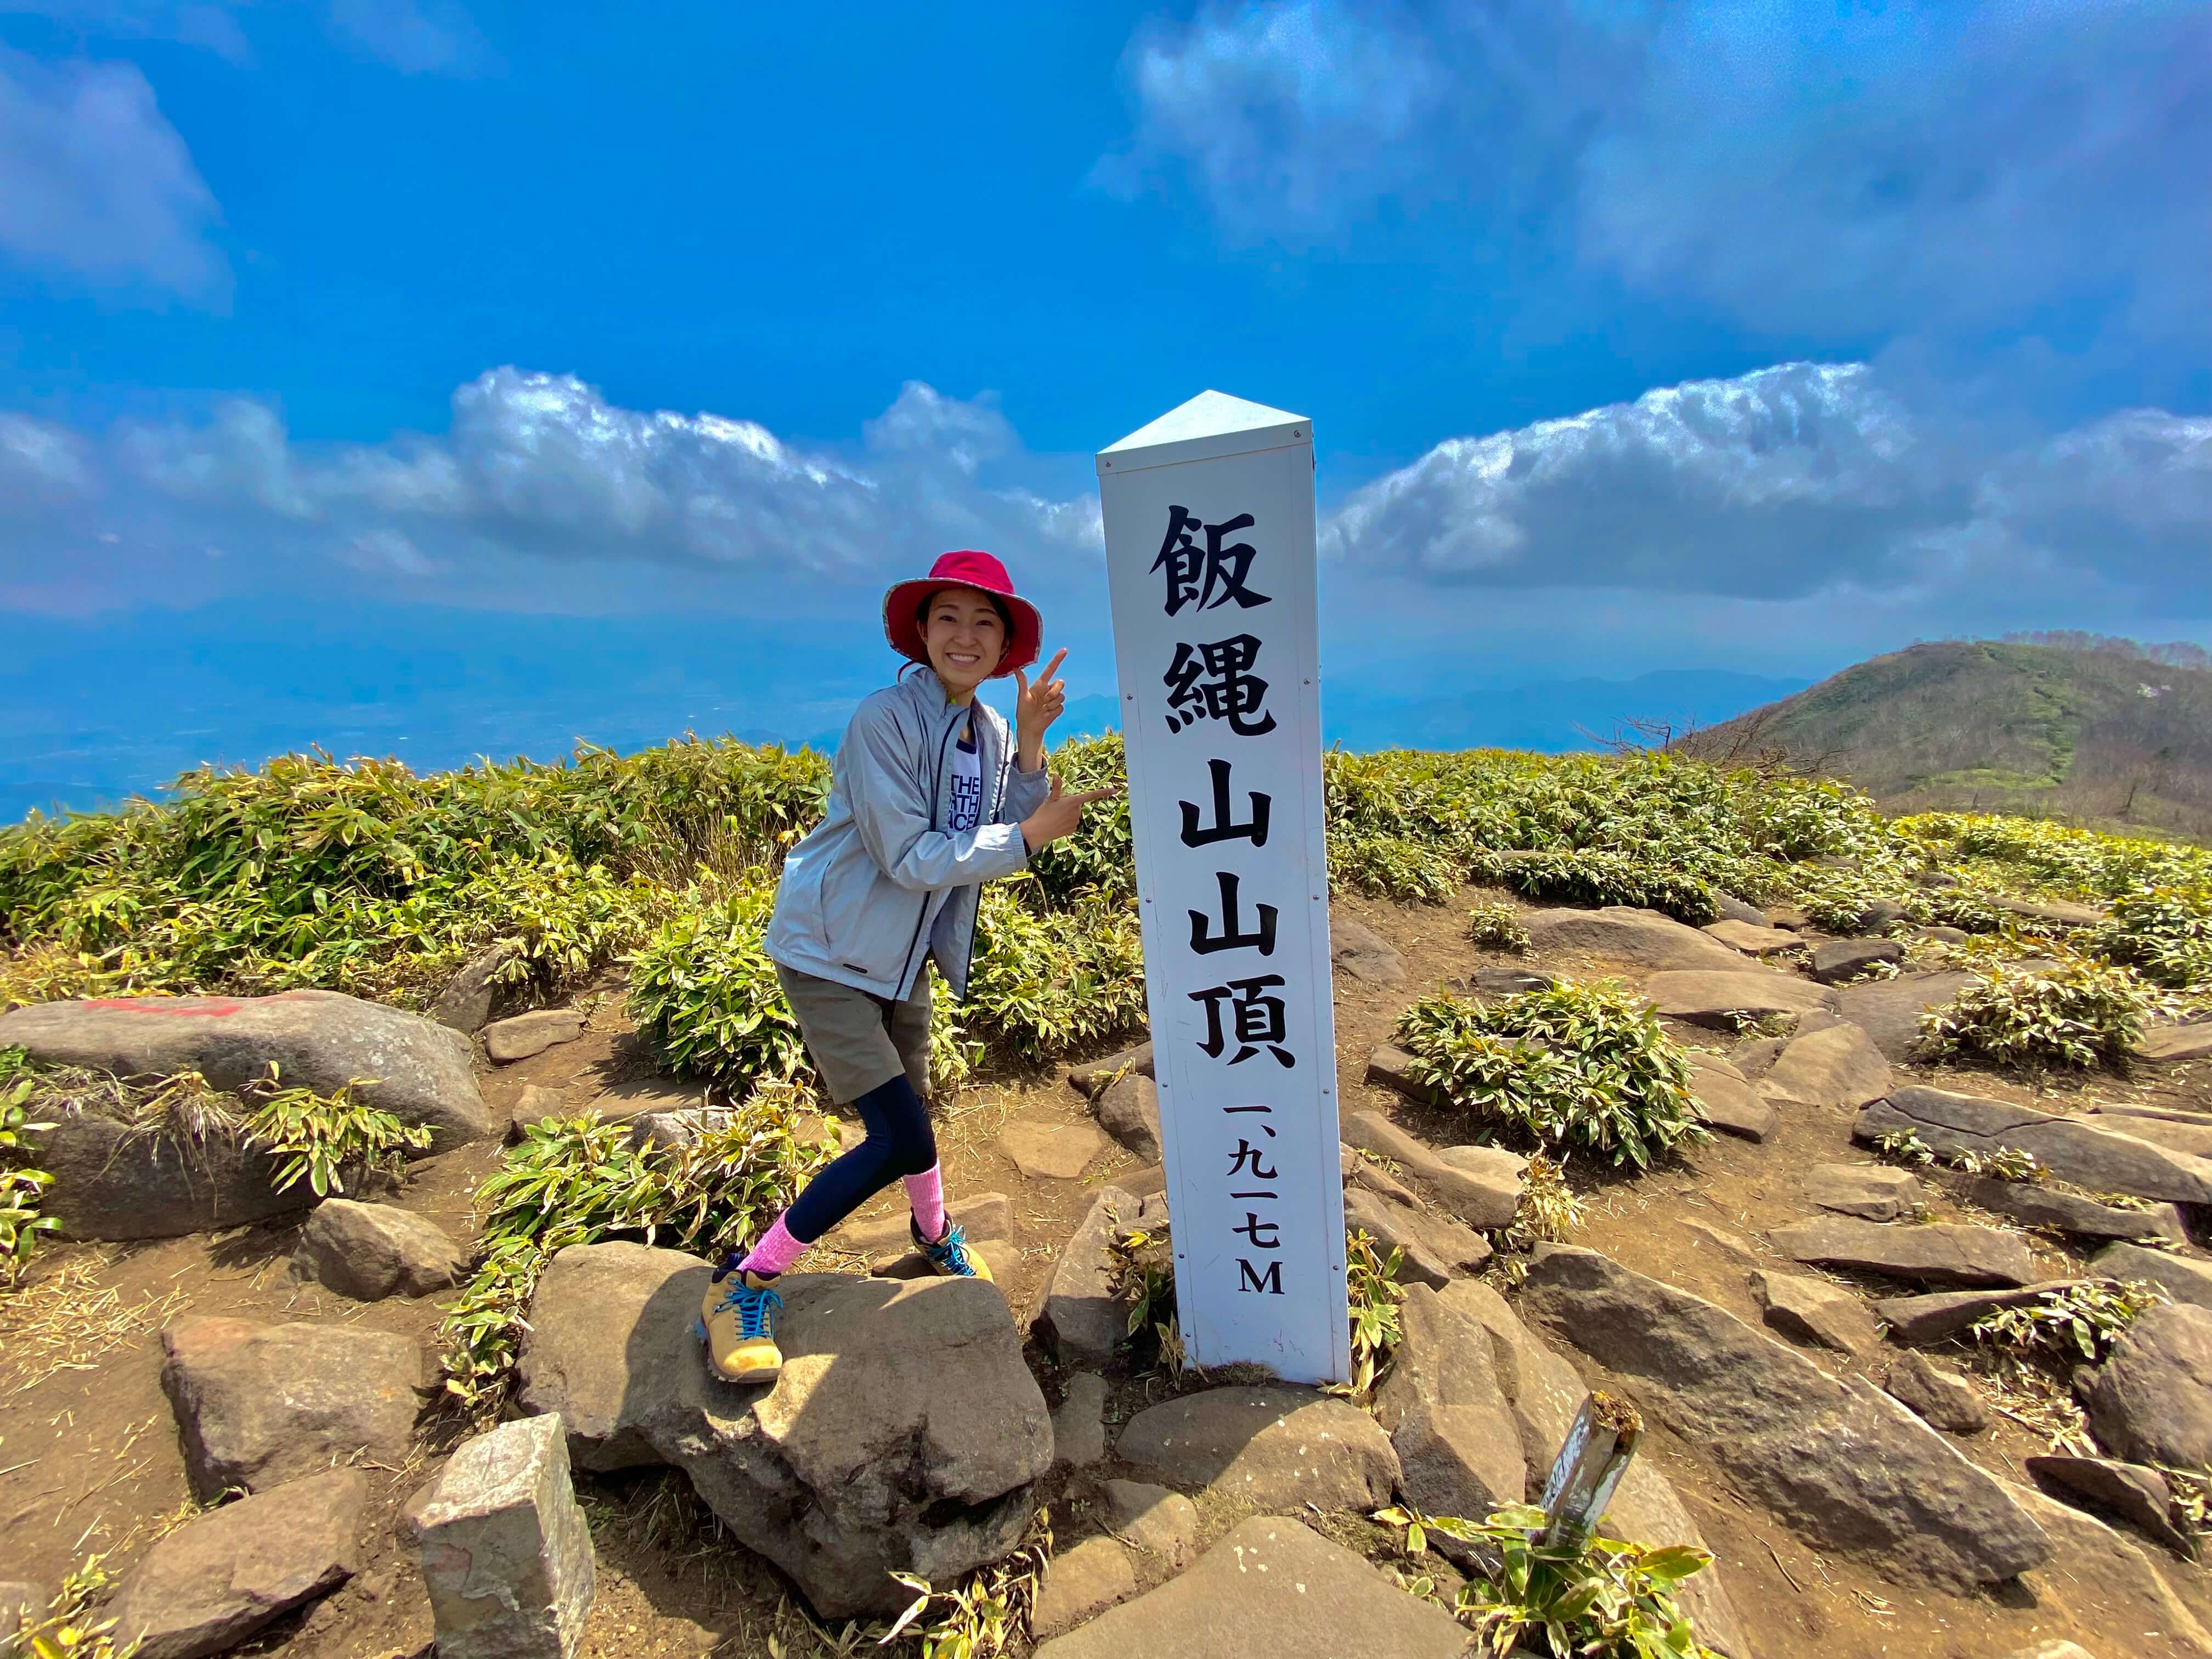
1537, 1391, 1644, 1554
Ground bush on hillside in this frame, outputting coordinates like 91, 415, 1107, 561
1395, 980, 1701, 1169
1023, 733, 1133, 902
1329, 832, 1459, 902
2097, 885, 2212, 989
627, 881, 809, 1086
1465, 901, 1531, 953
964, 883, 1147, 1061
1921, 961, 2152, 1069
1468, 848, 1719, 925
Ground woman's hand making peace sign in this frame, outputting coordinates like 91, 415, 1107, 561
1013, 647, 1071, 772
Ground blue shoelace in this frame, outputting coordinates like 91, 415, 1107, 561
918, 1221, 977, 1276
716, 1278, 782, 1339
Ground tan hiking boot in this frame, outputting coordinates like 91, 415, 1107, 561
697, 1270, 783, 1384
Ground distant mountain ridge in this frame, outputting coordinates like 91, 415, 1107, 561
1691, 639, 2212, 839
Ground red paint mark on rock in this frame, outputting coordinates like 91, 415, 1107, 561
81, 997, 247, 1018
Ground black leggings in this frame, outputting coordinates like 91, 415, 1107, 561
783, 1073, 938, 1244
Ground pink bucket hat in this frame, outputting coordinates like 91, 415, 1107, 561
882, 550, 1042, 680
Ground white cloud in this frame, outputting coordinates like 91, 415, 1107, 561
325, 0, 491, 76
0, 2, 252, 63
1323, 362, 2210, 608
0, 42, 230, 304
1102, 1, 2211, 347
0, 410, 96, 503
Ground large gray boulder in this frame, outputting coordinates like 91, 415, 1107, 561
2027, 1455, 2196, 1558
1032, 1517, 1468, 1659
1430, 1279, 1750, 1656
1964, 1180, 2185, 1245
1829, 971, 1976, 1059
1031, 1186, 1146, 1366
409, 1414, 595, 1659
428, 941, 515, 1034
2076, 1303, 2212, 1470
1115, 1386, 1398, 1511
36, 1107, 314, 1241
2092, 1243, 2212, 1309
1342, 1186, 1491, 1288
0, 990, 490, 1146
1769, 1215, 2039, 1288
1752, 1270, 1880, 1355
159, 1317, 426, 1499
2005, 1482, 2212, 1659
1857, 1086, 2212, 1204
1340, 1110, 1523, 1227
1643, 970, 1837, 1028
1372, 1283, 1525, 1518
107, 1471, 364, 1659
515, 1242, 1049, 1620
1093, 1074, 1162, 1162
1520, 1245, 2051, 1587
291, 1199, 467, 1300
1684, 1051, 1777, 1142
1522, 906, 1747, 972
1759, 1024, 1893, 1110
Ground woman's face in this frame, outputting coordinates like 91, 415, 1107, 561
922, 586, 1007, 699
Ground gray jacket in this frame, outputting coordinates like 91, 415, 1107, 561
765, 669, 1052, 1002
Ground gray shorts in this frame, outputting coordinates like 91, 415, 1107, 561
776, 962, 932, 1105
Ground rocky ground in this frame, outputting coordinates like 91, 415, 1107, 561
3, 880, 2210, 1659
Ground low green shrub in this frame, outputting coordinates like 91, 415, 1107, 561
1376, 1503, 1718, 1658
1921, 961, 2152, 1069
1342, 1228, 1409, 1398
963, 884, 1146, 1062
1469, 849, 1717, 925
1329, 832, 1459, 903
1970, 1279, 2167, 1363
437, 1087, 833, 1408
1395, 981, 1701, 1169
1022, 733, 1133, 903
241, 1066, 431, 1197
0, 1063, 58, 1278
626, 881, 807, 1086
2098, 885, 2212, 989
1466, 901, 1531, 953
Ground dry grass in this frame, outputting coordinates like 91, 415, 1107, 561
0, 1252, 189, 1395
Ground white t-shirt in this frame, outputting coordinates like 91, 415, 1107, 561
946, 723, 984, 834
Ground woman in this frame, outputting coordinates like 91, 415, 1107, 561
698, 549, 1118, 1384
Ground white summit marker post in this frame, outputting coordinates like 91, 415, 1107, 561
1095, 391, 1349, 1384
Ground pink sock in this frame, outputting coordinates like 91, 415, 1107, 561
905, 1164, 947, 1243
738, 1212, 807, 1279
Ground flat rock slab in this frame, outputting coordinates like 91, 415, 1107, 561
1643, 969, 1837, 1028
409, 1414, 595, 1659
515, 1242, 1050, 1620
1770, 1215, 2037, 1287
1031, 1537, 1136, 1641
0, 989, 489, 1146
1857, 1086, 2212, 1204
1703, 919, 1807, 956
2085, 1112, 2212, 1160
1523, 907, 1747, 972
37, 1108, 312, 1242
1030, 1186, 1147, 1366
1436, 1279, 1748, 1656
292, 1198, 466, 1300
2092, 1242, 2212, 1309
1829, 972, 1976, 1060
1094, 1074, 1163, 1163
1965, 1179, 2185, 1244
1993, 896, 2105, 929
1521, 1244, 2051, 1587
1685, 1051, 1776, 1141
2077, 1303, 2212, 1470
2137, 1023, 2212, 1063
1374, 1283, 1527, 1519
486, 1008, 586, 1063
999, 1119, 1108, 1181
833, 1191, 1012, 1260
1874, 1282, 2090, 1346
108, 1470, 365, 1659
1344, 1186, 1492, 1287
1753, 1270, 1881, 1355
1760, 1024, 1894, 1110
428, 941, 514, 1034
1069, 1041, 1153, 1097
160, 1317, 426, 1500
1330, 913, 1407, 985
1115, 1386, 1398, 1512
2008, 1485, 2212, 1659
1812, 938, 1905, 984
1886, 1352, 1989, 1434
1032, 1517, 1468, 1659
2027, 1455, 2193, 1558
1099, 1480, 1199, 1570
1341, 1109, 1522, 1228
1052, 1374, 1110, 1470
1804, 1163, 1925, 1222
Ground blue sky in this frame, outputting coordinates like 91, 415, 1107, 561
1, 1, 2207, 815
